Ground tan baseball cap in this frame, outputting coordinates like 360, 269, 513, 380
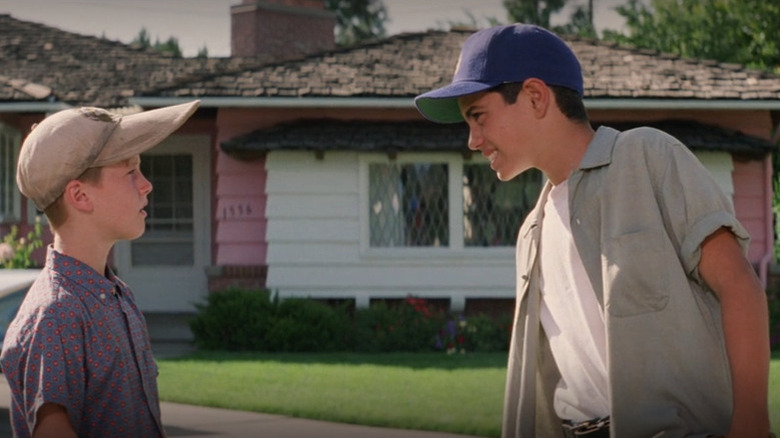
17, 100, 200, 211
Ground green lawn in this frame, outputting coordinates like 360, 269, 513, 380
771, 353, 780, 434
157, 352, 780, 437
157, 352, 507, 437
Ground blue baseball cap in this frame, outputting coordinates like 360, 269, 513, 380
414, 24, 583, 124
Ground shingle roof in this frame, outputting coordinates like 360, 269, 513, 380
3, 15, 779, 106
604, 120, 774, 157
221, 120, 469, 155
0, 14, 272, 107
221, 119, 774, 158
152, 28, 780, 101
0, 76, 53, 101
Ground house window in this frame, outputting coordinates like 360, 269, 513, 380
463, 164, 542, 246
131, 154, 194, 265
369, 162, 449, 247
366, 156, 543, 249
0, 123, 21, 222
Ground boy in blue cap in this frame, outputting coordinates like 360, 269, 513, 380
415, 24, 771, 438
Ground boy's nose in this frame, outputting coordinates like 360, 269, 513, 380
139, 173, 153, 195
467, 126, 483, 151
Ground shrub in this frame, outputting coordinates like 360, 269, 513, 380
190, 288, 276, 351
770, 294, 780, 352
265, 298, 352, 352
462, 313, 512, 352
0, 218, 44, 269
436, 313, 512, 354
190, 290, 512, 354
353, 297, 447, 353
191, 289, 353, 352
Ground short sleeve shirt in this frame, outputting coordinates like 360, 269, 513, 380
503, 126, 746, 437
0, 247, 164, 438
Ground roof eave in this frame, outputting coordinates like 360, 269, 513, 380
130, 96, 780, 111
585, 98, 780, 111
0, 102, 71, 113
130, 96, 415, 109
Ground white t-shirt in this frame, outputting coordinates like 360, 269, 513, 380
539, 180, 610, 422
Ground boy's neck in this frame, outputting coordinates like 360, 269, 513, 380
53, 233, 113, 277
540, 121, 595, 185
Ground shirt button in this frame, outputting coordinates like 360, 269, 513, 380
100, 293, 106, 300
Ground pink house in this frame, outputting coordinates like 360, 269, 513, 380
2, 1, 779, 339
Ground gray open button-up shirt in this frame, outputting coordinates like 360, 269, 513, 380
502, 126, 748, 438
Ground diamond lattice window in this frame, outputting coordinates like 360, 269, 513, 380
463, 164, 542, 246
369, 162, 449, 247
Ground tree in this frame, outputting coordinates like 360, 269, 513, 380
154, 36, 183, 58
325, 0, 388, 46
555, 0, 596, 38
132, 27, 152, 49
603, 0, 780, 72
503, 0, 567, 28
503, 0, 596, 38
445, 10, 503, 31
131, 27, 183, 58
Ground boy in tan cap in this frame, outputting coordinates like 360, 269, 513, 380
0, 100, 200, 438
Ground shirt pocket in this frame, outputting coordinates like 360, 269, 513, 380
605, 228, 670, 317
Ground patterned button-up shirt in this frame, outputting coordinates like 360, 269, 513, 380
0, 247, 164, 437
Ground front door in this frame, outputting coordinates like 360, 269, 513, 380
114, 135, 211, 312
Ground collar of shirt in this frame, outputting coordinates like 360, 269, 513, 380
46, 246, 123, 302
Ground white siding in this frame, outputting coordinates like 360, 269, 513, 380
695, 151, 734, 200
265, 151, 515, 310
265, 150, 735, 310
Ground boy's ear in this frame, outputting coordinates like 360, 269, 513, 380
522, 78, 551, 117
62, 180, 93, 213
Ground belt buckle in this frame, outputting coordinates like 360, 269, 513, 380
565, 416, 610, 436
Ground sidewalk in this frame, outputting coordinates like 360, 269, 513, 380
0, 343, 485, 438
161, 402, 484, 438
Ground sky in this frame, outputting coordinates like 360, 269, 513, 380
0, 0, 628, 57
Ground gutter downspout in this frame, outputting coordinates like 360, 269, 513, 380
761, 119, 780, 289
760, 155, 773, 289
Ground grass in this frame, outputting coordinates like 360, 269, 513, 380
158, 351, 780, 437
157, 352, 507, 437
771, 353, 780, 434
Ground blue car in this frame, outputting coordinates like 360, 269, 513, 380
0, 270, 40, 353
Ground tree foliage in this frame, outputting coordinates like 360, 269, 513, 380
603, 0, 780, 72
132, 27, 183, 58
325, 0, 388, 46
503, 0, 567, 28
502, 0, 596, 38
555, 0, 596, 38
445, 9, 503, 31
553, 0, 598, 38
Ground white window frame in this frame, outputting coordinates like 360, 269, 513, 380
131, 152, 197, 266
359, 152, 517, 259
113, 134, 211, 312
0, 122, 22, 223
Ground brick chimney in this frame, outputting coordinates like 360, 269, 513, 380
231, 0, 336, 59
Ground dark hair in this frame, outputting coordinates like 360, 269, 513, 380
493, 82, 589, 123
493, 82, 524, 105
